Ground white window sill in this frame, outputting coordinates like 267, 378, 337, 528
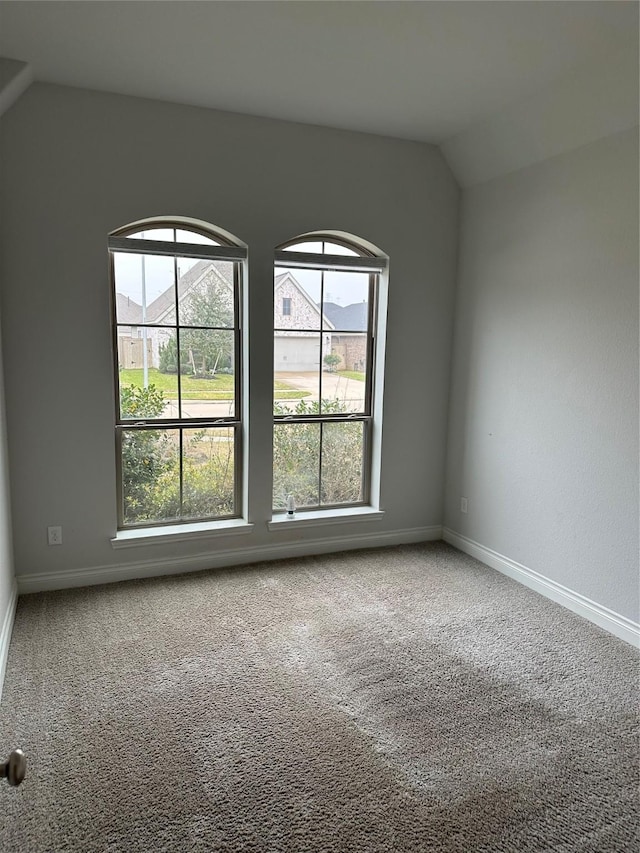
111, 519, 254, 549
268, 507, 384, 531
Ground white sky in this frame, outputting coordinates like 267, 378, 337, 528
276, 267, 369, 308
113, 234, 369, 313
114, 253, 200, 306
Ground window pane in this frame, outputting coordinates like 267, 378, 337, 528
323, 241, 360, 256
119, 327, 178, 420
273, 422, 320, 509
114, 252, 176, 325
178, 259, 235, 328
125, 228, 175, 242
175, 229, 220, 246
274, 269, 321, 330
182, 428, 235, 519
321, 332, 368, 414
274, 332, 320, 415
121, 428, 180, 524
322, 271, 370, 331
281, 241, 323, 254
178, 329, 236, 419
116, 325, 151, 372
321, 421, 364, 505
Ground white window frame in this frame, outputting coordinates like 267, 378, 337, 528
108, 219, 247, 532
272, 234, 388, 517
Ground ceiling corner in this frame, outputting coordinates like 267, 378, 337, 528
0, 57, 34, 120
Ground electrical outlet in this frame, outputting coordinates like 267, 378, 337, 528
460, 497, 468, 514
47, 526, 62, 546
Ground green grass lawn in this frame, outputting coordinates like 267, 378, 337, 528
338, 370, 366, 382
120, 368, 309, 400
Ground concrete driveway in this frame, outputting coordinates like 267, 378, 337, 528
275, 371, 365, 412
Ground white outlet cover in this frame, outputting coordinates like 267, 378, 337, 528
47, 526, 62, 545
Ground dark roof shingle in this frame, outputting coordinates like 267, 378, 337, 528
322, 301, 368, 331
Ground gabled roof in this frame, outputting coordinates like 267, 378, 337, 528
322, 301, 368, 332
116, 292, 143, 324
145, 260, 233, 324
118, 264, 336, 331
275, 271, 335, 330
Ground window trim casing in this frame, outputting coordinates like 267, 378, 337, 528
108, 219, 247, 531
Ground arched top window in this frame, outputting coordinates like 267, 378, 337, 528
279, 235, 370, 258
272, 231, 387, 514
109, 218, 246, 254
275, 232, 386, 268
108, 218, 246, 529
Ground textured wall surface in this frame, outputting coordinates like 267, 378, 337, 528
444, 127, 639, 621
0, 318, 14, 637
0, 83, 459, 579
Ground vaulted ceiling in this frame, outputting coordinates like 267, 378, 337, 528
0, 1, 637, 184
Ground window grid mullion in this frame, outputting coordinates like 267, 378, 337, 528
174, 254, 183, 420
319, 243, 325, 507
233, 424, 240, 517
272, 415, 370, 425
234, 262, 241, 429
115, 428, 124, 527
116, 419, 241, 431
364, 273, 377, 418
318, 421, 324, 507
177, 259, 183, 521
361, 419, 370, 505
179, 428, 184, 519
319, 268, 324, 413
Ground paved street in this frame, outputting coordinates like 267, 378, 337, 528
159, 371, 365, 419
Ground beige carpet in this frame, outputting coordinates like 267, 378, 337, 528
0, 542, 638, 852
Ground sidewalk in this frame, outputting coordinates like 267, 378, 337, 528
158, 372, 366, 419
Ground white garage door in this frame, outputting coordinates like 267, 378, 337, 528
274, 335, 320, 372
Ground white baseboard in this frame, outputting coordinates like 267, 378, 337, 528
443, 528, 640, 649
17, 525, 443, 594
0, 579, 18, 702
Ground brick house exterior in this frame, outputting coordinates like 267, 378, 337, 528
273, 272, 334, 372
117, 263, 365, 373
322, 301, 368, 372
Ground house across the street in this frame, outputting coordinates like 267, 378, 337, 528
117, 263, 367, 374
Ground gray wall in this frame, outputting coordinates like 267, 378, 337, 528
0, 74, 17, 656
444, 127, 639, 621
0, 83, 459, 579
0, 320, 15, 633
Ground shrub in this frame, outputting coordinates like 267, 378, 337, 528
323, 353, 341, 372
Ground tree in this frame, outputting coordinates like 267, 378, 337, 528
157, 267, 235, 378
181, 429, 235, 518
158, 337, 187, 374
119, 384, 171, 523
120, 383, 235, 523
272, 399, 362, 509
179, 267, 235, 377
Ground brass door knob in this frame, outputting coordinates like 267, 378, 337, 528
1, 749, 26, 786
